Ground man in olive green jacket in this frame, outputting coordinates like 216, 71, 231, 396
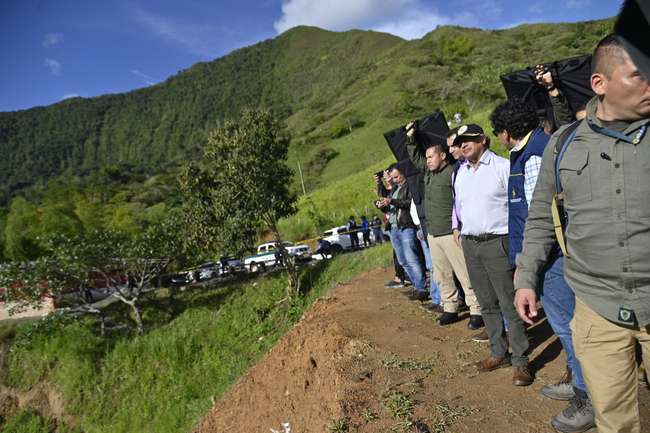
515, 35, 650, 433
405, 122, 482, 329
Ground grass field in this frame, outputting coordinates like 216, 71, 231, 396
1, 244, 393, 433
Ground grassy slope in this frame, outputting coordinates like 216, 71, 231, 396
2, 245, 392, 433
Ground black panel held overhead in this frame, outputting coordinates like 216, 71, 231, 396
500, 54, 594, 122
382, 111, 449, 208
615, 0, 650, 82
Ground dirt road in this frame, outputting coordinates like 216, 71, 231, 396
194, 266, 649, 433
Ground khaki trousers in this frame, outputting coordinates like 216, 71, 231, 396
571, 297, 650, 433
427, 233, 480, 315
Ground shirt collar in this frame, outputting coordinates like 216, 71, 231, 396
510, 130, 534, 153
464, 150, 493, 170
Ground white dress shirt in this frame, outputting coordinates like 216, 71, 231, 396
454, 149, 510, 236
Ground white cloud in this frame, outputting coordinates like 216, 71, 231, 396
273, 0, 459, 39
44, 58, 62, 76
43, 32, 64, 47
62, 93, 80, 100
130, 69, 157, 86
131, 7, 227, 58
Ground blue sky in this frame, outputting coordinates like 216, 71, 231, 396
0, 0, 621, 112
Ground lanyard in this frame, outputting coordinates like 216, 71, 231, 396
587, 120, 648, 145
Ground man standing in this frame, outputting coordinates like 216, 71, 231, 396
515, 35, 650, 433
454, 124, 532, 386
346, 216, 359, 250
376, 165, 428, 300
491, 98, 594, 432
360, 216, 371, 248
405, 123, 482, 327
371, 215, 384, 244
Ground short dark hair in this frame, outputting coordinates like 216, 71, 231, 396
489, 98, 539, 140
426, 142, 449, 156
591, 34, 628, 78
387, 163, 399, 172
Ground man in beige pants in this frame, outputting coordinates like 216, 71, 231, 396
515, 34, 650, 432
405, 123, 482, 331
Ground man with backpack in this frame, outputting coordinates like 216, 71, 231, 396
515, 34, 650, 433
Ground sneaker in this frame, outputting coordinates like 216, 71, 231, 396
420, 303, 444, 314
467, 314, 484, 330
384, 280, 404, 289
541, 369, 575, 401
471, 329, 489, 343
437, 312, 459, 326
550, 395, 596, 433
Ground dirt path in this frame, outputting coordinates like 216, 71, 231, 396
193, 266, 650, 433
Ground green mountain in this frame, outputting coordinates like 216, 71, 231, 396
0, 20, 611, 203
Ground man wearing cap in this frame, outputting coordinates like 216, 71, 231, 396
454, 123, 532, 386
515, 34, 650, 433
405, 122, 483, 328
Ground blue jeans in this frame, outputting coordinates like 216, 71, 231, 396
419, 235, 441, 304
540, 255, 587, 393
390, 227, 426, 291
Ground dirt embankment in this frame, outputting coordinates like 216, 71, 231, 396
194, 267, 650, 433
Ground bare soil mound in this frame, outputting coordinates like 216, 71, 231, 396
194, 267, 650, 433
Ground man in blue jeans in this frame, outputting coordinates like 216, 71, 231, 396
491, 99, 594, 431
376, 165, 427, 299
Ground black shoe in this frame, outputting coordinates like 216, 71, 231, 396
384, 280, 404, 289
437, 312, 459, 326
467, 315, 484, 330
408, 291, 429, 302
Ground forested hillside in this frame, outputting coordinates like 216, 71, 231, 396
0, 20, 613, 261
0, 20, 611, 201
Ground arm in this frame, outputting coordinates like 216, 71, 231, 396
406, 135, 427, 172
550, 92, 574, 128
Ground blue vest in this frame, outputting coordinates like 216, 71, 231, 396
508, 127, 549, 264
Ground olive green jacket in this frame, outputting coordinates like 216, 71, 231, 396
406, 138, 454, 237
515, 97, 650, 326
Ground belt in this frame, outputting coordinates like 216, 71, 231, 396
463, 233, 504, 242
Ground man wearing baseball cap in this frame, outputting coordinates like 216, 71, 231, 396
453, 124, 532, 386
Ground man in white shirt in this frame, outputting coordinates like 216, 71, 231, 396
454, 124, 532, 386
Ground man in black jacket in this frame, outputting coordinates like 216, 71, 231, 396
376, 164, 427, 298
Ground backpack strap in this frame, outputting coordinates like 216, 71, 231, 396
551, 120, 582, 257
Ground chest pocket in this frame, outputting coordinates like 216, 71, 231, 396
559, 150, 592, 205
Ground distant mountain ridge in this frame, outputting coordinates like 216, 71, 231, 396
0, 20, 612, 202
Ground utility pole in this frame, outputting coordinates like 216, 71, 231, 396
297, 160, 306, 196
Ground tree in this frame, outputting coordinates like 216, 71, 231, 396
0, 216, 184, 334
179, 108, 299, 296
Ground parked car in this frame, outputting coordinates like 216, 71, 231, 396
244, 241, 312, 273
319, 225, 387, 255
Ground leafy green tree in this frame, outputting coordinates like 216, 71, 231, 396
0, 216, 183, 334
179, 108, 299, 296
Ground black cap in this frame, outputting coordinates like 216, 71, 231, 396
453, 124, 485, 145
615, 0, 650, 82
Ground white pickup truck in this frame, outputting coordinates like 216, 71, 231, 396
319, 225, 388, 255
244, 241, 312, 273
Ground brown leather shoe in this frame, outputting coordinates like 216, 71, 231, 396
474, 356, 511, 372
512, 365, 533, 386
